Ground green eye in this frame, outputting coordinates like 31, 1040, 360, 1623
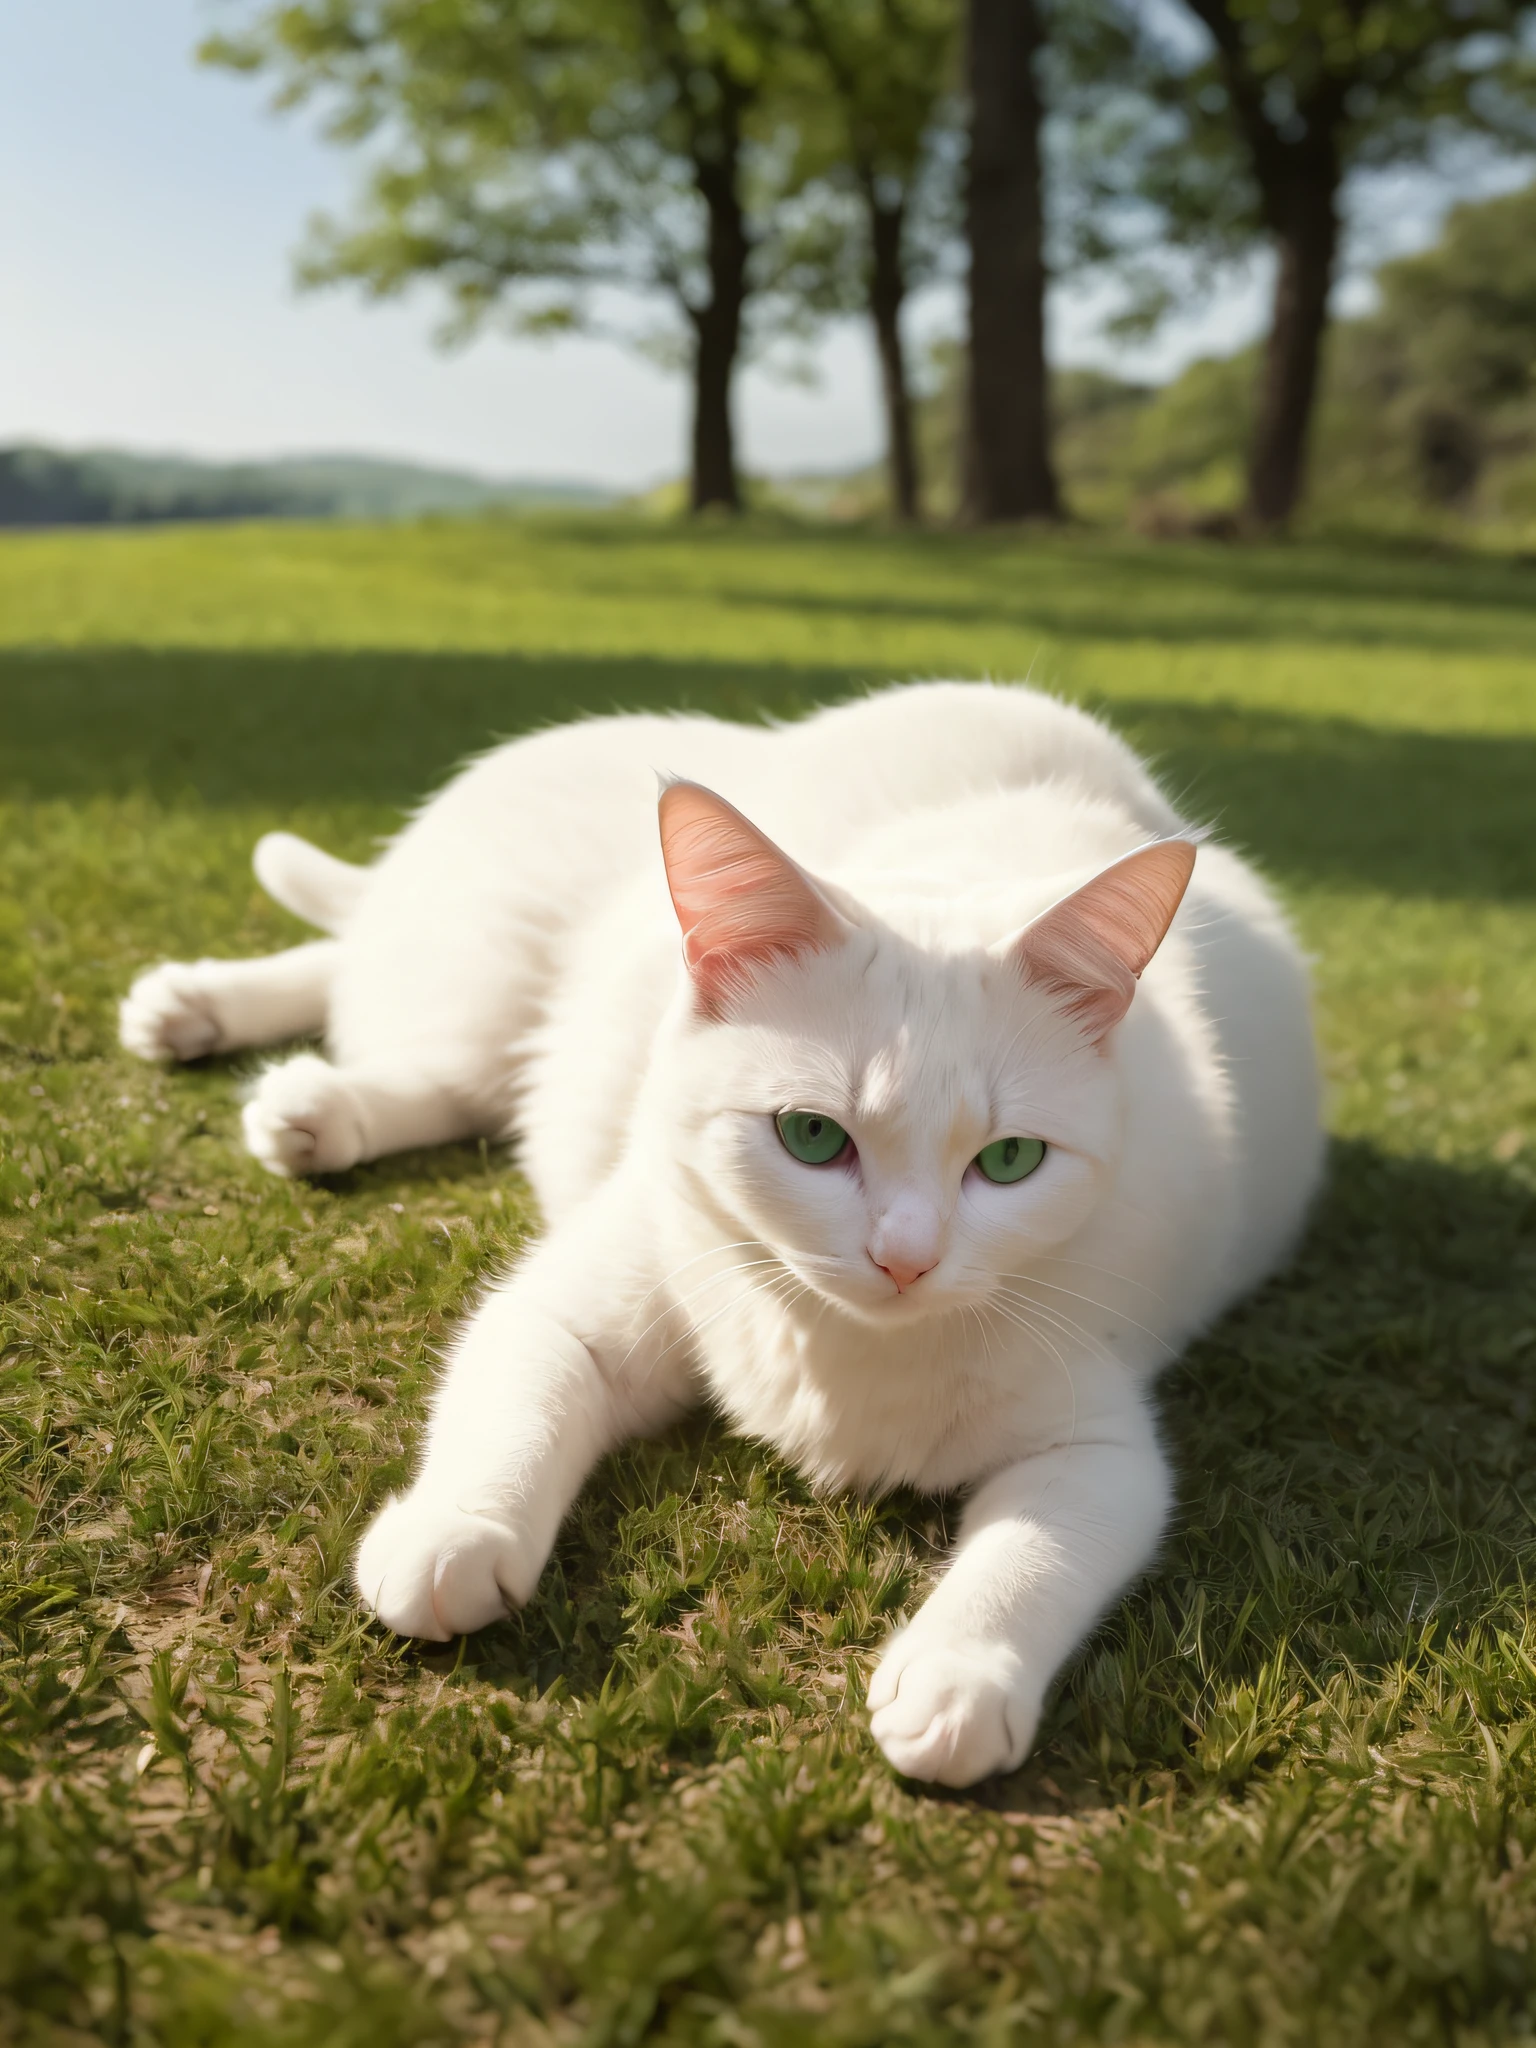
776, 1110, 850, 1165
974, 1136, 1046, 1185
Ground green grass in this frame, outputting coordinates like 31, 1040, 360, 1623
3, 513, 1536, 2045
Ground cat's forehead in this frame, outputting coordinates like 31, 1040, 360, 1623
853, 1019, 974, 1124
743, 929, 1079, 1107
816, 944, 1038, 1122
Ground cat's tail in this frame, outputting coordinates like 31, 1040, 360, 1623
253, 832, 368, 935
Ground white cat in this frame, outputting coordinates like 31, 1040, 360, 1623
121, 682, 1322, 1786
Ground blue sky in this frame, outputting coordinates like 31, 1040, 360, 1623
1, 0, 1513, 489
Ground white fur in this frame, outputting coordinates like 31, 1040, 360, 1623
121, 682, 1323, 1785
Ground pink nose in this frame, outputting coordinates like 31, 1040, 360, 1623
876, 1257, 937, 1293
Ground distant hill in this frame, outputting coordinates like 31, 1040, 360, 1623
0, 446, 618, 528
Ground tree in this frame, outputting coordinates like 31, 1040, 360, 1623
1338, 178, 1536, 501
961, 0, 1060, 523
1374, 179, 1536, 406
1059, 0, 1536, 530
202, 0, 790, 512
776, 0, 961, 521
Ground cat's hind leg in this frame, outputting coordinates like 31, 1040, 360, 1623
242, 1053, 482, 1176
120, 941, 339, 1064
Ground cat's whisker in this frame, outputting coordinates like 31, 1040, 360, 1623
779, 1248, 852, 1272
964, 1300, 1000, 1370
617, 1256, 790, 1378
991, 1287, 1125, 1374
654, 1267, 811, 1377
620, 1239, 777, 1333
636, 1256, 811, 1378
623, 1254, 785, 1348
979, 1299, 1078, 1448
1026, 1253, 1168, 1304
994, 1280, 1178, 1379
995, 1272, 1179, 1357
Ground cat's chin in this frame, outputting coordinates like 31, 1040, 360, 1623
796, 1279, 970, 1330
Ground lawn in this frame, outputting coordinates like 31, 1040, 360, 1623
3, 513, 1536, 2046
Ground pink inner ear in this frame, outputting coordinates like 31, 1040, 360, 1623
1008, 839, 1197, 1042
658, 780, 843, 1013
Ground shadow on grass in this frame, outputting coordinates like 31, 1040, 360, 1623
1032, 1134, 1536, 1806
0, 648, 851, 809
388, 1136, 1536, 1814
1110, 697, 1536, 902
4, 650, 1532, 902
486, 515, 1536, 650
693, 573, 1536, 656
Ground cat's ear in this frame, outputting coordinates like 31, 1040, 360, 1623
658, 779, 847, 1016
998, 839, 1197, 1043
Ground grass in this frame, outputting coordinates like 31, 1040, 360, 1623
2, 511, 1536, 2045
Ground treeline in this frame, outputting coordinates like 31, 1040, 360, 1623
0, 451, 612, 530
207, 0, 1536, 535
863, 181, 1536, 535
0, 448, 288, 529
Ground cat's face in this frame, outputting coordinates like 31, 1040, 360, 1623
653, 781, 1195, 1328
672, 938, 1120, 1326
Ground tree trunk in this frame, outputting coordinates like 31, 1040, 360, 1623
961, 0, 1059, 524
1181, 1, 1347, 533
867, 191, 921, 523
690, 137, 748, 514
1245, 164, 1340, 531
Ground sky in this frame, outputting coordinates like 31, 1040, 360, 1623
0, 0, 1515, 491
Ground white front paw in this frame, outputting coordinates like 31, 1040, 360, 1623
243, 1054, 363, 1176
120, 962, 223, 1063
868, 1628, 1040, 1787
355, 1492, 539, 1640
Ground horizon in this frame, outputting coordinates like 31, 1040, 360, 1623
0, 440, 622, 490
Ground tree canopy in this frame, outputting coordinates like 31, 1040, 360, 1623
203, 0, 964, 515
767, 0, 961, 519
1060, 0, 1536, 525
206, 0, 808, 509
204, 0, 1536, 529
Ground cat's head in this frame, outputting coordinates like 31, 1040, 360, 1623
652, 779, 1195, 1329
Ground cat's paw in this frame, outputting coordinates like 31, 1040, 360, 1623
120, 962, 224, 1063
355, 1493, 540, 1641
867, 1628, 1038, 1787
242, 1055, 364, 1176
